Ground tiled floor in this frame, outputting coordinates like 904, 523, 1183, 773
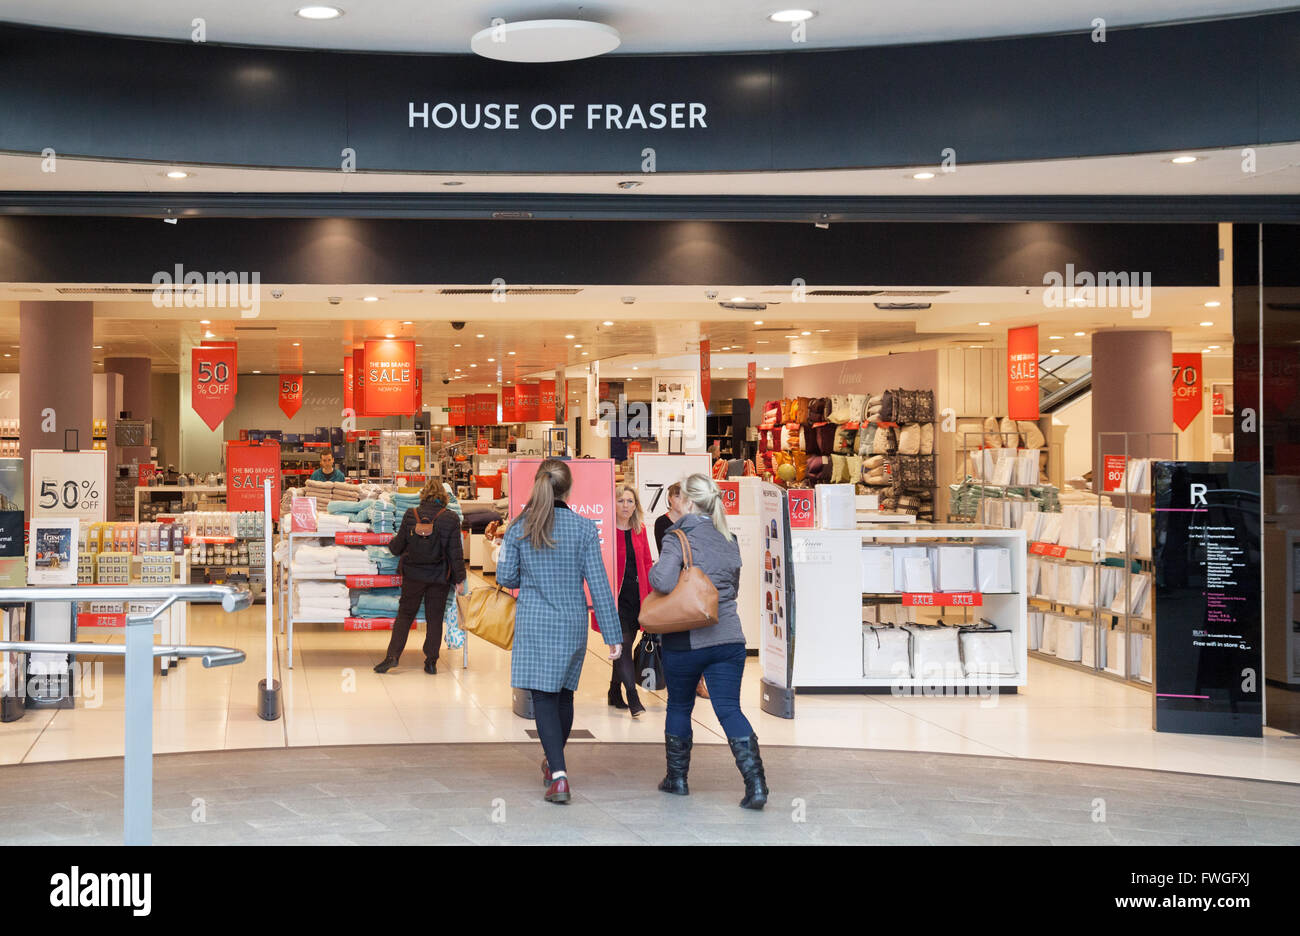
3, 569, 1300, 785
4, 741, 1300, 845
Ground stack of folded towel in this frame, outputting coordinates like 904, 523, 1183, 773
290, 544, 337, 577
369, 501, 398, 534
314, 513, 350, 535
295, 581, 349, 622
326, 500, 369, 516
392, 492, 421, 512
331, 481, 360, 501
303, 479, 335, 510
335, 546, 378, 576
349, 588, 422, 620
366, 545, 400, 575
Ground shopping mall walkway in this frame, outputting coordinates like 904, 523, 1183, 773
2, 741, 1298, 845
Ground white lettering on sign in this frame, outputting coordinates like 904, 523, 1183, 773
1190, 483, 1208, 506
409, 101, 708, 132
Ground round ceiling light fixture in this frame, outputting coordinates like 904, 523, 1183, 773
470, 19, 621, 63
296, 6, 343, 20
1170, 155, 1199, 164
768, 9, 816, 22
164, 170, 191, 179
912, 171, 936, 180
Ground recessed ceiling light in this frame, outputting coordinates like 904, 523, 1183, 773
204, 330, 215, 339
801, 331, 811, 336
291, 342, 300, 347
581, 351, 589, 356
753, 320, 764, 325
475, 333, 485, 338
602, 320, 614, 326
296, 6, 343, 19
487, 357, 495, 362
508, 351, 516, 355
3, 354, 9, 358
384, 333, 395, 339
631, 366, 638, 370
454, 343, 461, 347
252, 370, 261, 374
165, 170, 190, 179
415, 343, 422, 347
763, 366, 771, 371
1073, 331, 1086, 337
402, 320, 414, 325
912, 171, 935, 180
1200, 321, 1214, 327
564, 334, 575, 339
768, 9, 816, 22
1067, 297, 1087, 306
1170, 155, 1199, 164
455, 368, 462, 372
470, 363, 477, 368
363, 296, 379, 302
757, 340, 769, 344
1048, 335, 1064, 340
93, 345, 103, 349
977, 321, 990, 326
199, 319, 211, 325
816, 329, 831, 333
339, 367, 344, 372
1049, 349, 1060, 354
309, 370, 316, 374
574, 344, 583, 348
1208, 345, 1221, 350
1204, 300, 1221, 308
970, 345, 982, 349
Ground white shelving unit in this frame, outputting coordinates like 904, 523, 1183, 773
790, 525, 1027, 690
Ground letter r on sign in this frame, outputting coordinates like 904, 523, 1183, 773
1190, 483, 1207, 506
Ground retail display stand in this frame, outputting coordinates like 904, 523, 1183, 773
790, 525, 1027, 691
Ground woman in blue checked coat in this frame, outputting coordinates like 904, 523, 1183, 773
495, 458, 623, 805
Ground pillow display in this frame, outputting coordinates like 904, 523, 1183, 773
793, 396, 810, 424
873, 425, 896, 455
828, 394, 851, 424
999, 416, 1019, 448
983, 415, 1001, 448
863, 467, 889, 486
916, 390, 935, 423
857, 421, 878, 456
897, 423, 921, 455
782, 424, 802, 451
920, 422, 934, 455
895, 389, 917, 425
879, 390, 896, 424
792, 450, 808, 479
830, 454, 849, 483
846, 454, 862, 481
1019, 420, 1046, 449
864, 454, 885, 470
833, 426, 856, 454
848, 393, 869, 424
808, 396, 827, 423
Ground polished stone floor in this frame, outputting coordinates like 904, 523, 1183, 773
4, 741, 1299, 845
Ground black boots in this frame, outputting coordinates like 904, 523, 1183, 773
658, 733, 692, 795
607, 681, 628, 709
373, 657, 398, 674
728, 734, 769, 810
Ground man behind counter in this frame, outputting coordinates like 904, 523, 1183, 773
310, 450, 346, 482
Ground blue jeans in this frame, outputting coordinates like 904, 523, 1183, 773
662, 642, 753, 739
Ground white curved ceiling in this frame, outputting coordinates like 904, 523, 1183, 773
0, 0, 1293, 54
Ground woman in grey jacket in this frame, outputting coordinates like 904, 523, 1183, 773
648, 473, 769, 809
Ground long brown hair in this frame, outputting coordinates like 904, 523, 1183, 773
522, 458, 572, 549
419, 478, 448, 505
616, 483, 644, 534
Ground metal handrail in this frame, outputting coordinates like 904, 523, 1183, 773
0, 582, 249, 845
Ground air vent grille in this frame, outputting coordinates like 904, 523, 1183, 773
875, 290, 950, 297
806, 289, 884, 297
56, 287, 134, 295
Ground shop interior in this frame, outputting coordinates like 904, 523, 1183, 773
0, 218, 1292, 784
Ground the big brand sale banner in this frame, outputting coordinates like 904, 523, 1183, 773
191, 344, 237, 431
343, 356, 355, 411
519, 383, 540, 422
363, 339, 415, 415
1172, 353, 1203, 430
1007, 326, 1039, 420
449, 396, 466, 427
226, 441, 282, 520
278, 374, 303, 419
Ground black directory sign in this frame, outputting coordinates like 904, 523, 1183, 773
1152, 462, 1262, 737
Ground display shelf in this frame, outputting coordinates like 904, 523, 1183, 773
792, 526, 1027, 690
1028, 649, 1148, 688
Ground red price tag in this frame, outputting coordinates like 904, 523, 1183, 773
1029, 542, 1068, 558
334, 532, 390, 545
345, 574, 403, 588
476, 438, 489, 455
902, 593, 984, 607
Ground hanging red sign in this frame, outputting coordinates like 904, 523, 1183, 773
1172, 353, 1202, 430
1007, 325, 1039, 420
363, 340, 416, 416
226, 440, 282, 520
501, 386, 519, 423
747, 362, 757, 409
519, 383, 540, 421
700, 339, 711, 409
538, 379, 556, 420
343, 356, 355, 412
1212, 392, 1225, 415
352, 348, 366, 417
191, 345, 237, 431
278, 374, 304, 419
476, 438, 489, 455
449, 396, 466, 427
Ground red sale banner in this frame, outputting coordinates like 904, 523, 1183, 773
508, 458, 616, 592
191, 345, 237, 431
519, 383, 540, 422
136, 464, 159, 487
501, 386, 519, 423
477, 393, 498, 425
717, 480, 740, 515
1007, 325, 1039, 420
226, 440, 281, 519
902, 593, 983, 607
747, 362, 757, 409
1102, 453, 1127, 492
352, 348, 366, 417
700, 339, 711, 409
787, 489, 814, 528
539, 379, 556, 421
1212, 392, 1225, 415
449, 396, 466, 427
1029, 542, 1069, 558
363, 339, 416, 415
343, 356, 354, 411
278, 374, 303, 419
476, 438, 489, 455
1172, 353, 1202, 430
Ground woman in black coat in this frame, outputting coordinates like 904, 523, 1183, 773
375, 479, 468, 675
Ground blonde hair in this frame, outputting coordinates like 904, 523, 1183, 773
419, 478, 448, 505
682, 473, 734, 542
616, 483, 644, 534
522, 458, 572, 549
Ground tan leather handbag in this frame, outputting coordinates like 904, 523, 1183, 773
457, 584, 516, 649
639, 530, 719, 634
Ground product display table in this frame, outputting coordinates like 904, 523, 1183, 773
790, 525, 1027, 691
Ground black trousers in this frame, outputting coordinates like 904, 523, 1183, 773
384, 580, 450, 663
610, 608, 643, 704
532, 688, 575, 773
